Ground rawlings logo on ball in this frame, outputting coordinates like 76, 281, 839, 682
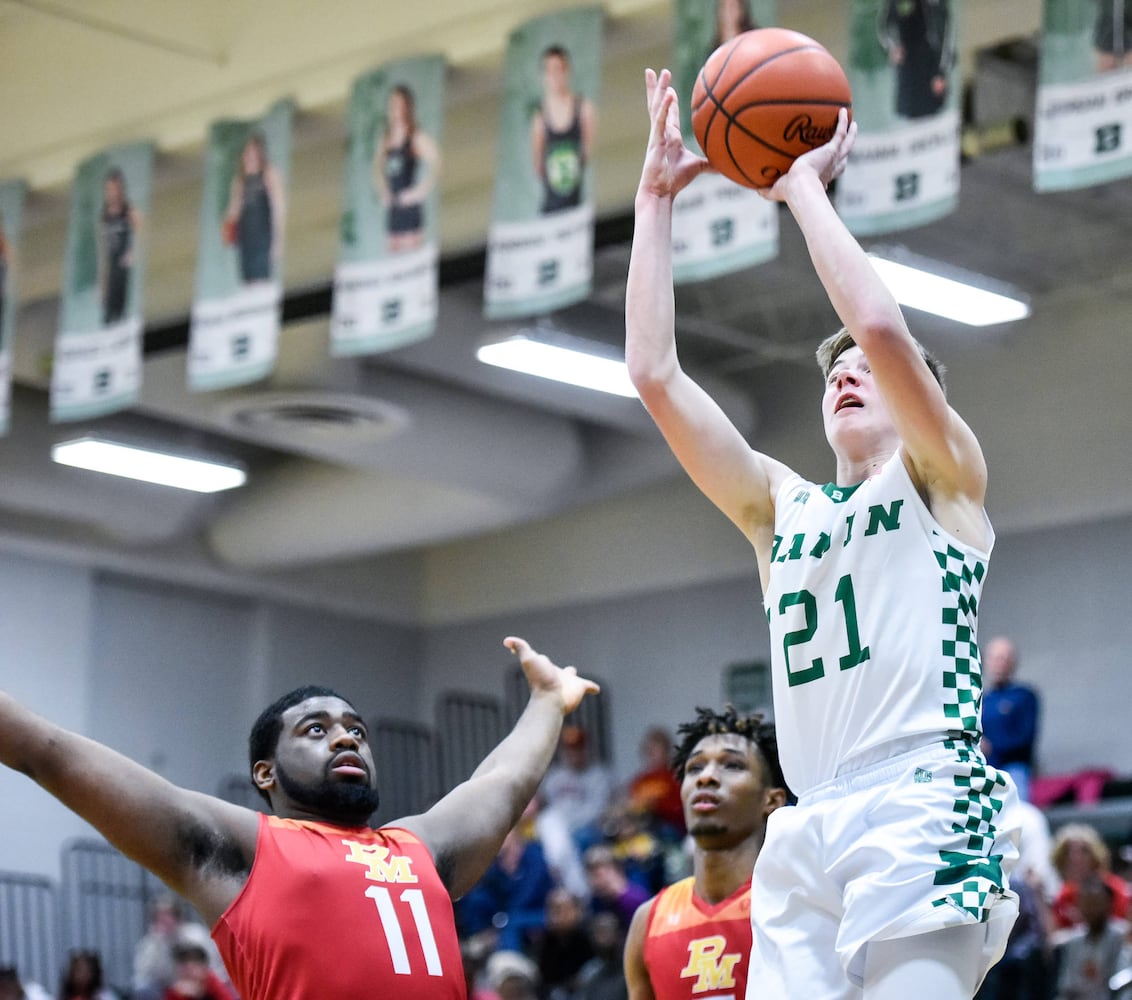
782, 115, 838, 147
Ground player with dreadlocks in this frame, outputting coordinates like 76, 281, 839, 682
623, 707, 789, 1000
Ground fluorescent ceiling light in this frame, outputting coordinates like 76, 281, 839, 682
868, 255, 1030, 327
52, 437, 246, 493
476, 334, 638, 398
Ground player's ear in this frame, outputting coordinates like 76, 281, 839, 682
252, 760, 276, 794
763, 786, 788, 815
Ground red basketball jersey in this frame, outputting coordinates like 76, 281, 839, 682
643, 876, 752, 1000
213, 815, 465, 1000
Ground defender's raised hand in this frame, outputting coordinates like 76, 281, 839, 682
504, 636, 600, 715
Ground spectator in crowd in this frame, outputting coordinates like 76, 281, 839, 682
574, 912, 628, 1000
532, 796, 590, 903
1051, 823, 1131, 930
602, 802, 667, 896
583, 845, 650, 931
457, 814, 557, 953
540, 726, 614, 853
981, 636, 1041, 801
1052, 875, 1128, 1000
161, 943, 235, 1000
535, 887, 595, 1000
131, 895, 219, 1000
485, 951, 540, 1000
0, 967, 51, 1000
58, 951, 118, 1000
461, 932, 502, 1000
625, 727, 684, 842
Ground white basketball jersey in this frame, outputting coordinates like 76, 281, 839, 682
765, 452, 994, 796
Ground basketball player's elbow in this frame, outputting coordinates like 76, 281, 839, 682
626, 351, 677, 403
848, 306, 907, 351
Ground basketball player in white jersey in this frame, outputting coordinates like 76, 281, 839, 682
624, 68, 1019, 1000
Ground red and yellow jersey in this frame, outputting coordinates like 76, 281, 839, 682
213, 815, 464, 1000
643, 876, 752, 1000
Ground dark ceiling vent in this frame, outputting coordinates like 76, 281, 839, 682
225, 392, 410, 444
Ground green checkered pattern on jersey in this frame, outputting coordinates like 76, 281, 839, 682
931, 739, 1010, 921
935, 536, 986, 734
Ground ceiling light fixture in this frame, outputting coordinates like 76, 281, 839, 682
476, 331, 638, 398
867, 250, 1030, 327
52, 437, 247, 493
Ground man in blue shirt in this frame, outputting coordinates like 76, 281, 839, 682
981, 636, 1041, 801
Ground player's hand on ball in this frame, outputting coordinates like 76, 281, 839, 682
639, 68, 710, 200
761, 107, 856, 202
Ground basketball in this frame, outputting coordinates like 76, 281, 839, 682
691, 27, 852, 190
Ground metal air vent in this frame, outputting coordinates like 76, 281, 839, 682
222, 392, 410, 445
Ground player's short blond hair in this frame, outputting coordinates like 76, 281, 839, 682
816, 327, 947, 394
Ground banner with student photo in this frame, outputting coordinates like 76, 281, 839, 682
331, 55, 445, 356
670, 0, 779, 283
483, 6, 603, 319
836, 0, 964, 236
0, 179, 26, 435
189, 100, 293, 390
1033, 0, 1132, 192
50, 142, 153, 422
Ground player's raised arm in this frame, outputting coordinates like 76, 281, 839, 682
395, 637, 599, 900
626, 69, 791, 566
764, 109, 988, 535
0, 690, 257, 920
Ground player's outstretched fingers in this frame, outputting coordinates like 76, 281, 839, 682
504, 636, 600, 711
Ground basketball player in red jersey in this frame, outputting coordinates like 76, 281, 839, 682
0, 636, 598, 1000
623, 707, 787, 1000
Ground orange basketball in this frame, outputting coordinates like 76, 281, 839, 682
691, 27, 852, 190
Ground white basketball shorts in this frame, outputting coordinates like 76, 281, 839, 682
746, 737, 1021, 998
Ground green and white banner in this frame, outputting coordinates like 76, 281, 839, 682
189, 99, 293, 390
0, 179, 25, 436
331, 55, 445, 356
671, 0, 779, 283
483, 6, 603, 319
836, 0, 963, 236
51, 142, 153, 421
1034, 0, 1132, 191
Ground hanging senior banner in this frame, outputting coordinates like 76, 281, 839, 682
0, 179, 26, 435
671, 0, 779, 283
188, 99, 293, 390
836, 0, 963, 236
331, 55, 445, 356
483, 6, 603, 319
1034, 0, 1132, 191
51, 142, 153, 421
